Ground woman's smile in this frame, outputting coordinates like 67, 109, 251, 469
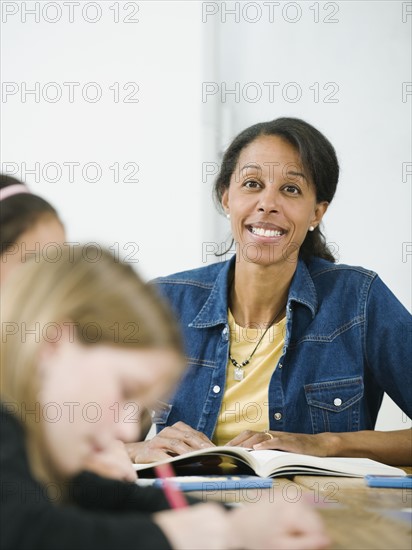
246, 221, 288, 241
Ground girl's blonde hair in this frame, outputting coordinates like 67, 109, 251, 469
1, 245, 183, 487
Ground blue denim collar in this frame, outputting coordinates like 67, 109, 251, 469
189, 256, 318, 329
288, 258, 318, 318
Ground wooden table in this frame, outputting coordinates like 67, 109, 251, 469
189, 469, 412, 550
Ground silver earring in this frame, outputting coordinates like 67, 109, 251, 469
226, 213, 230, 220
309, 226, 315, 232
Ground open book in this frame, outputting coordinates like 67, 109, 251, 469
134, 445, 406, 478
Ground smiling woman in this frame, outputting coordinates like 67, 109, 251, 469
220, 134, 329, 271
125, 117, 412, 467
214, 118, 338, 267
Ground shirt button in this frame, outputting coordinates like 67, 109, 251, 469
334, 398, 342, 407
213, 385, 221, 394
278, 363, 283, 369
274, 412, 282, 421
222, 327, 228, 335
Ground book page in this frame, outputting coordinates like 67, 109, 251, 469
247, 450, 406, 477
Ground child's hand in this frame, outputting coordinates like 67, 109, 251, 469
229, 492, 330, 550
84, 439, 136, 482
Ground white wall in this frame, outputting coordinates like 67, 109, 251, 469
1, 1, 410, 429
1, 0, 207, 280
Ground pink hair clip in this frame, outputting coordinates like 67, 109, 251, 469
0, 184, 30, 201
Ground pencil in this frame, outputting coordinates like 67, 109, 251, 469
154, 463, 188, 509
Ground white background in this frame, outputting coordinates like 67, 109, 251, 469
1, 1, 411, 430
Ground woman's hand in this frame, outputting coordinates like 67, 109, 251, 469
228, 428, 412, 465
126, 421, 215, 463
84, 439, 137, 482
227, 430, 332, 456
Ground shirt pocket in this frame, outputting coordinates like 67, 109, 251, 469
304, 377, 364, 433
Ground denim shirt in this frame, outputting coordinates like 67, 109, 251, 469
153, 256, 411, 438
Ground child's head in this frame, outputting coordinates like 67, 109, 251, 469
0, 174, 65, 284
1, 245, 184, 480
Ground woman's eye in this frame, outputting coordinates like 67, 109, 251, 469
283, 185, 301, 195
244, 180, 261, 189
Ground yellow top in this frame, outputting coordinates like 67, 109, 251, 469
212, 310, 286, 446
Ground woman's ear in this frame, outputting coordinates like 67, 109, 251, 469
221, 189, 229, 213
311, 201, 329, 228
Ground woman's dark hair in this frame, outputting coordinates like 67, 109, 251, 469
213, 117, 339, 263
0, 174, 61, 254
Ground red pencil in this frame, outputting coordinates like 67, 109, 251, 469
154, 463, 188, 509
